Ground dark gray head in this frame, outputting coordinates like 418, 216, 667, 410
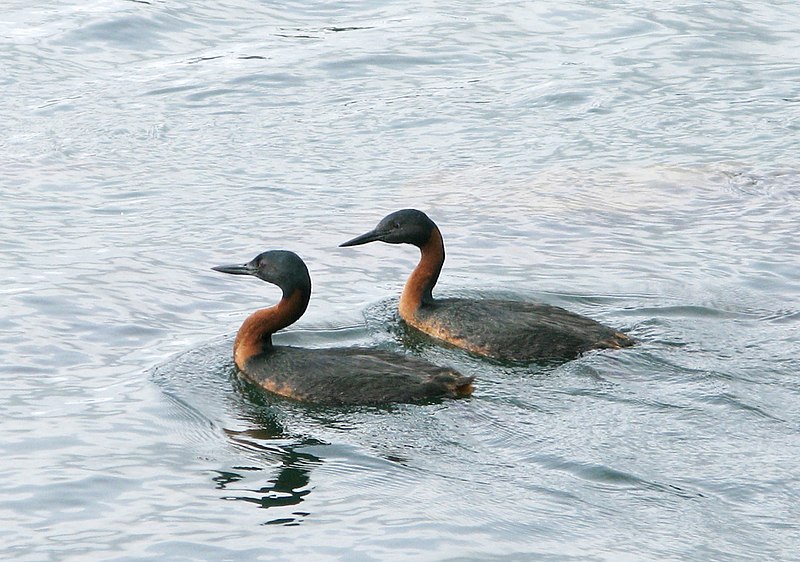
340, 209, 437, 248
212, 250, 311, 297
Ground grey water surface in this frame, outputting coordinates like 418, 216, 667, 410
3, 0, 799, 560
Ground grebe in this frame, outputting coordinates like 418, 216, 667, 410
340, 209, 634, 361
212, 249, 473, 405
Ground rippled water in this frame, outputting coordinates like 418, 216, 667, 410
3, 1, 799, 559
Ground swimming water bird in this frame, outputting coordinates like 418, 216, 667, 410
212, 250, 473, 405
340, 209, 634, 362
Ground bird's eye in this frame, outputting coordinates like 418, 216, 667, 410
391, 221, 400, 229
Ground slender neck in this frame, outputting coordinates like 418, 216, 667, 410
233, 288, 309, 370
399, 226, 444, 321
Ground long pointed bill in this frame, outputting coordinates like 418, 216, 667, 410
339, 228, 384, 247
211, 263, 257, 276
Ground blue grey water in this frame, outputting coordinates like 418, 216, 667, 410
2, 0, 799, 559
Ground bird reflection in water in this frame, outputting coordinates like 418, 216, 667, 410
214, 425, 323, 526
211, 381, 323, 526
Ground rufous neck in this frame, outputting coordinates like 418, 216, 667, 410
399, 226, 444, 321
233, 288, 309, 369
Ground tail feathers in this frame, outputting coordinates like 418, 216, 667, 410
598, 331, 635, 350
452, 375, 475, 397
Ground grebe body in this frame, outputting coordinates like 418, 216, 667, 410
341, 209, 634, 362
213, 250, 473, 405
